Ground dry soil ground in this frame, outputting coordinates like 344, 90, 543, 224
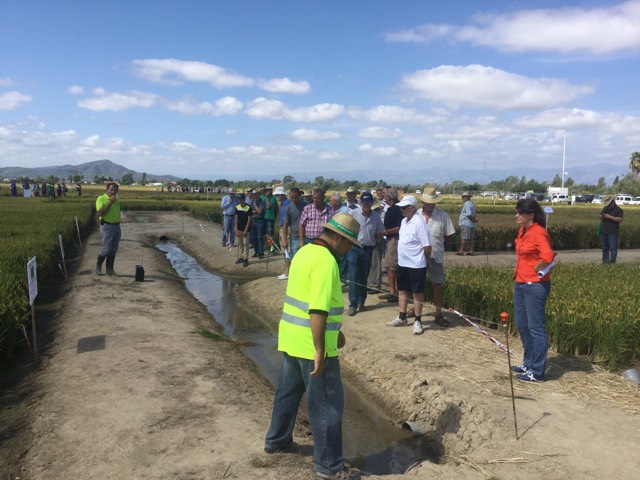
1, 211, 639, 480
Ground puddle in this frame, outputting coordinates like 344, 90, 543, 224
157, 241, 436, 475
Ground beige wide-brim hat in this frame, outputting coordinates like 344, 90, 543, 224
422, 188, 444, 204
321, 213, 362, 247
345, 186, 360, 194
602, 195, 615, 206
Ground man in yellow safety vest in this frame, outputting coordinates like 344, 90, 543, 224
264, 213, 363, 480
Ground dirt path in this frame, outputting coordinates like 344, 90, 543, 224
2, 211, 639, 479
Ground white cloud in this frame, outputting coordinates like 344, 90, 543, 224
357, 143, 397, 156
131, 59, 311, 94
245, 98, 344, 122
131, 59, 255, 88
516, 108, 640, 134
78, 90, 159, 111
163, 96, 243, 116
258, 78, 311, 94
291, 129, 341, 141
385, 1, 640, 55
348, 105, 442, 124
357, 126, 402, 139
68, 85, 84, 95
0, 91, 32, 110
0, 77, 14, 87
401, 65, 593, 110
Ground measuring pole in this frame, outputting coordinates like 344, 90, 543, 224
75, 216, 82, 248
501, 311, 518, 439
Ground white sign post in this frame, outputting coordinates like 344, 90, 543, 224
27, 256, 38, 358
543, 206, 554, 229
59, 234, 68, 278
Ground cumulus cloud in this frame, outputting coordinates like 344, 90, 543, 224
246, 98, 344, 122
291, 129, 341, 140
131, 58, 310, 94
0, 77, 14, 87
164, 96, 243, 116
348, 105, 442, 124
68, 85, 84, 95
357, 127, 402, 139
78, 89, 158, 111
0, 91, 32, 110
401, 65, 593, 110
258, 77, 311, 94
385, 1, 640, 55
516, 108, 640, 134
357, 143, 398, 156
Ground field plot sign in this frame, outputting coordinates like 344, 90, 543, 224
544, 206, 554, 227
27, 256, 39, 357
27, 256, 38, 305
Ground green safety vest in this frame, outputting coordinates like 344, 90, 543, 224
278, 243, 344, 360
96, 193, 121, 224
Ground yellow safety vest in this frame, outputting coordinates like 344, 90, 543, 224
278, 243, 344, 359
96, 193, 121, 224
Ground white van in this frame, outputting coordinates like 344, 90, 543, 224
615, 195, 633, 205
551, 194, 570, 203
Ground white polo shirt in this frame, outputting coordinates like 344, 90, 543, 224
398, 213, 431, 268
417, 207, 455, 264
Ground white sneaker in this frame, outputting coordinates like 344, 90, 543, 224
277, 273, 288, 280
386, 317, 407, 327
413, 320, 423, 335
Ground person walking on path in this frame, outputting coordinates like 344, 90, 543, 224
95, 182, 122, 276
598, 195, 623, 264
417, 189, 456, 327
221, 189, 238, 248
265, 213, 363, 480
512, 199, 557, 382
457, 192, 477, 256
386, 196, 431, 335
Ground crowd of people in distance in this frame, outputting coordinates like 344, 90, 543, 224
6, 179, 82, 198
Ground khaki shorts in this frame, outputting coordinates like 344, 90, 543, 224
384, 236, 398, 270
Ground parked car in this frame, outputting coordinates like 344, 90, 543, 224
615, 194, 633, 205
574, 195, 595, 203
630, 196, 640, 205
551, 194, 570, 203
592, 195, 603, 204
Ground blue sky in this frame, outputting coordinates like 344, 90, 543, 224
1, 0, 639, 181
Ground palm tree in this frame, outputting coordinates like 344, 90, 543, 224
630, 151, 640, 177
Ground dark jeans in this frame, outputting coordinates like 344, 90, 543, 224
601, 233, 618, 263
222, 215, 235, 246
265, 353, 345, 475
514, 281, 551, 380
250, 218, 265, 255
347, 246, 373, 307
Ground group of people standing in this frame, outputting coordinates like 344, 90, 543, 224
7, 180, 82, 197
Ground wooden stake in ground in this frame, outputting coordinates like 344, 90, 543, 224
501, 311, 518, 439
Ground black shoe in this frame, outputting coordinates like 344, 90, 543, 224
257, 254, 265, 259
386, 295, 398, 303
264, 441, 297, 454
235, 258, 244, 264
347, 306, 357, 316
252, 252, 259, 258
357, 304, 365, 312
243, 260, 249, 267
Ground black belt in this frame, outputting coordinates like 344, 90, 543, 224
101, 220, 120, 225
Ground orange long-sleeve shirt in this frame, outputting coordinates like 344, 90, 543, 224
514, 223, 557, 282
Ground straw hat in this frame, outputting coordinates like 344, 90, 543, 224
421, 188, 444, 204
321, 213, 361, 247
346, 186, 360, 194
602, 195, 615, 206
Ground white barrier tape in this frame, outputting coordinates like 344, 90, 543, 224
448, 307, 516, 356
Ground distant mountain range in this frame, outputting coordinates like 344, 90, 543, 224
0, 159, 629, 186
0, 160, 180, 183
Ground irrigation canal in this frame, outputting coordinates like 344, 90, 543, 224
157, 241, 435, 475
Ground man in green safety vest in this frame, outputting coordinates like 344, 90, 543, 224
95, 182, 122, 275
264, 213, 363, 480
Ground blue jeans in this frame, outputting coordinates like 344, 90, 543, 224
289, 237, 300, 259
265, 218, 275, 236
222, 215, 235, 246
514, 281, 551, 380
250, 218, 265, 255
347, 246, 373, 307
265, 353, 345, 475
601, 233, 618, 264
99, 223, 121, 256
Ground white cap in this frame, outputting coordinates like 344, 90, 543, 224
396, 195, 418, 207
274, 186, 286, 195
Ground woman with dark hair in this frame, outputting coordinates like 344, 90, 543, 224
512, 199, 557, 382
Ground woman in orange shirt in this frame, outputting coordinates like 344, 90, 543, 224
512, 199, 556, 382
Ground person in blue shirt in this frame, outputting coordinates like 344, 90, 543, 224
220, 189, 239, 248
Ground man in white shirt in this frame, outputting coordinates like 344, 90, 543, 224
386, 195, 431, 335
417, 189, 456, 327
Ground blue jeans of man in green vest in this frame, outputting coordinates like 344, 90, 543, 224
265, 352, 345, 475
